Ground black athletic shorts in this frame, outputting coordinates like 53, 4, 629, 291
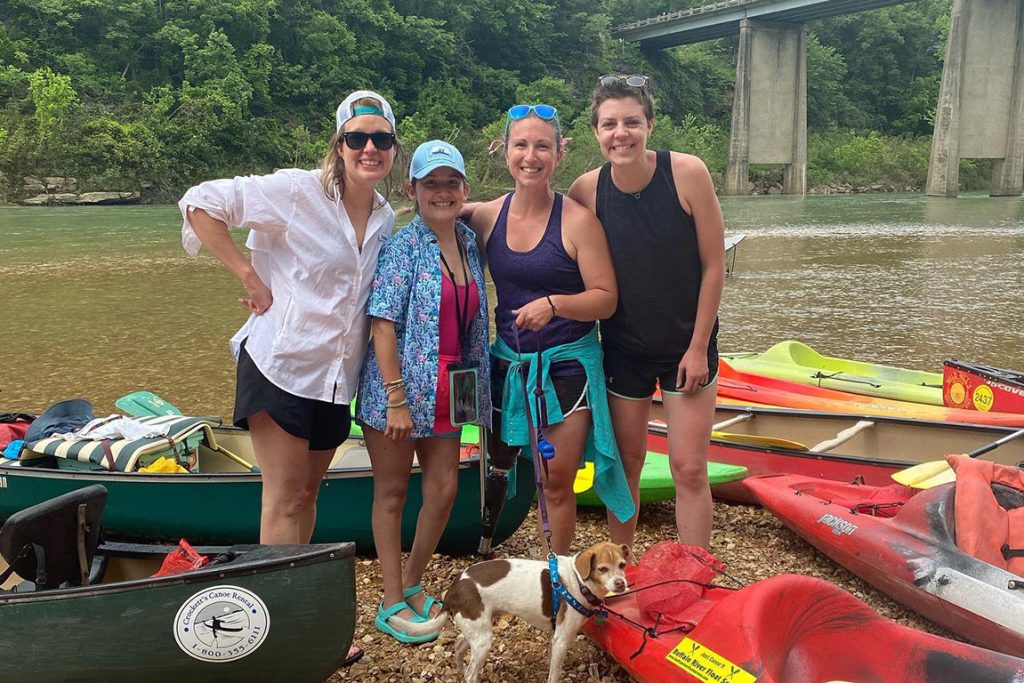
490, 356, 590, 418
487, 356, 590, 469
234, 343, 352, 451
603, 343, 719, 400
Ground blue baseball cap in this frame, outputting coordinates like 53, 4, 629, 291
409, 140, 467, 181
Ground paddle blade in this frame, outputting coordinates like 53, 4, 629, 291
573, 462, 595, 493
891, 459, 955, 488
115, 391, 182, 417
711, 431, 809, 451
892, 427, 1024, 489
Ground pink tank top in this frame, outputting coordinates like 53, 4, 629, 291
435, 275, 480, 434
439, 274, 479, 357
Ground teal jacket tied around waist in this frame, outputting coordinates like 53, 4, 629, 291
491, 327, 635, 523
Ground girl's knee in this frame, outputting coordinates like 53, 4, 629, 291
671, 457, 709, 489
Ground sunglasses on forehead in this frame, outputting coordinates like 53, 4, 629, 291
505, 104, 559, 123
599, 74, 649, 88
341, 131, 396, 150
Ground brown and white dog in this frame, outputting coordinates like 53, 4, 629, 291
393, 541, 632, 683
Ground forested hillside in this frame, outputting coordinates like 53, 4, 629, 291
0, 0, 971, 201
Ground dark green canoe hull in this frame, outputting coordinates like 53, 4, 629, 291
0, 454, 535, 555
0, 543, 355, 683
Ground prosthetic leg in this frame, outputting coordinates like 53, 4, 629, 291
477, 425, 521, 557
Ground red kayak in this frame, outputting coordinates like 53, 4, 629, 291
944, 360, 1024, 414
584, 543, 1024, 682
744, 463, 1024, 657
717, 360, 1024, 427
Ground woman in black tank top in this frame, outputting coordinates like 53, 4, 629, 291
568, 75, 727, 551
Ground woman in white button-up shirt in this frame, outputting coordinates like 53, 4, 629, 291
179, 91, 399, 566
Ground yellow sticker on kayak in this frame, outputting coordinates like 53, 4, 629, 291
973, 384, 994, 412
666, 637, 756, 682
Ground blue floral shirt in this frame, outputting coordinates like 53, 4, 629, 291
356, 216, 491, 437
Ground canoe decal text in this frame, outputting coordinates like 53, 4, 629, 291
817, 513, 858, 536
666, 636, 756, 683
173, 584, 270, 662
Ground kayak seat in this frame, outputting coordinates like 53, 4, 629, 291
0, 485, 107, 591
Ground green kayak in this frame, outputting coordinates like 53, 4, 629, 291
721, 340, 944, 406
575, 454, 747, 506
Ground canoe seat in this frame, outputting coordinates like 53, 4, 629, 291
0, 485, 107, 591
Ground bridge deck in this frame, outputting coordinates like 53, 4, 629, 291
612, 0, 912, 47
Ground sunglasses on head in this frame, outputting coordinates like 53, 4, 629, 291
599, 74, 649, 88
505, 104, 559, 124
341, 131, 396, 150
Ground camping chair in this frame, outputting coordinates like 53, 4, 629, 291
0, 485, 107, 591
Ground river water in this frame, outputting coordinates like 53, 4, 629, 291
1, 194, 1021, 417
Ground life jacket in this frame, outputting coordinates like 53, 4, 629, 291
949, 454, 1024, 575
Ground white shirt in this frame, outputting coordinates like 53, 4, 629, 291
179, 168, 394, 404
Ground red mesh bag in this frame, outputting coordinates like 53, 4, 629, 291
633, 541, 724, 627
153, 539, 209, 577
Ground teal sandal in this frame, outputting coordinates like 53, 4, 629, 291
403, 583, 443, 620
374, 600, 438, 644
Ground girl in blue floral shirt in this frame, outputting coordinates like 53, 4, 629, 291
356, 141, 490, 644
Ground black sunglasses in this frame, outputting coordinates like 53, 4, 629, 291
341, 131, 396, 150
599, 74, 649, 89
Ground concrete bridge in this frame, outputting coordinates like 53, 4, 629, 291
611, 0, 1024, 197
613, 0, 913, 48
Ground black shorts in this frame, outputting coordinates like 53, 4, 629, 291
603, 344, 719, 400
234, 344, 352, 451
490, 357, 590, 418
487, 356, 590, 469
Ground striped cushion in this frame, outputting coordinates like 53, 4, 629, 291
27, 415, 217, 472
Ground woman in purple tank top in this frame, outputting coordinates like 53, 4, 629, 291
461, 104, 633, 555
569, 76, 726, 551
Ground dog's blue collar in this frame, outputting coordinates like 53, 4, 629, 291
548, 553, 600, 630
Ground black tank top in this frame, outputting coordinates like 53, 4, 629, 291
596, 150, 718, 362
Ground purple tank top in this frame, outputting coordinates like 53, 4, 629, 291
487, 192, 593, 357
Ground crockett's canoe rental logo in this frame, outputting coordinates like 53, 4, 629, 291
174, 585, 270, 662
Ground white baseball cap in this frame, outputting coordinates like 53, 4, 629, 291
335, 90, 396, 132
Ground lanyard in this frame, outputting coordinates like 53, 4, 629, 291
438, 236, 472, 344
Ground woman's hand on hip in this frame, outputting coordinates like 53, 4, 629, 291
385, 406, 413, 441
512, 297, 555, 332
239, 272, 273, 315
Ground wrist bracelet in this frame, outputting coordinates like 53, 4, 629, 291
387, 399, 408, 409
546, 295, 557, 316
384, 378, 404, 389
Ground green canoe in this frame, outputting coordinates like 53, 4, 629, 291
6, 426, 532, 555
722, 340, 944, 406
0, 486, 356, 683
575, 454, 748, 506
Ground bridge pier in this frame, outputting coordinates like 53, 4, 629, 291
927, 0, 1024, 197
726, 19, 807, 195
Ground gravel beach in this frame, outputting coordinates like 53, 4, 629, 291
327, 497, 953, 682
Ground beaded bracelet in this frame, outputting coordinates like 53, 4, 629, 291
386, 384, 405, 397
387, 398, 409, 409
